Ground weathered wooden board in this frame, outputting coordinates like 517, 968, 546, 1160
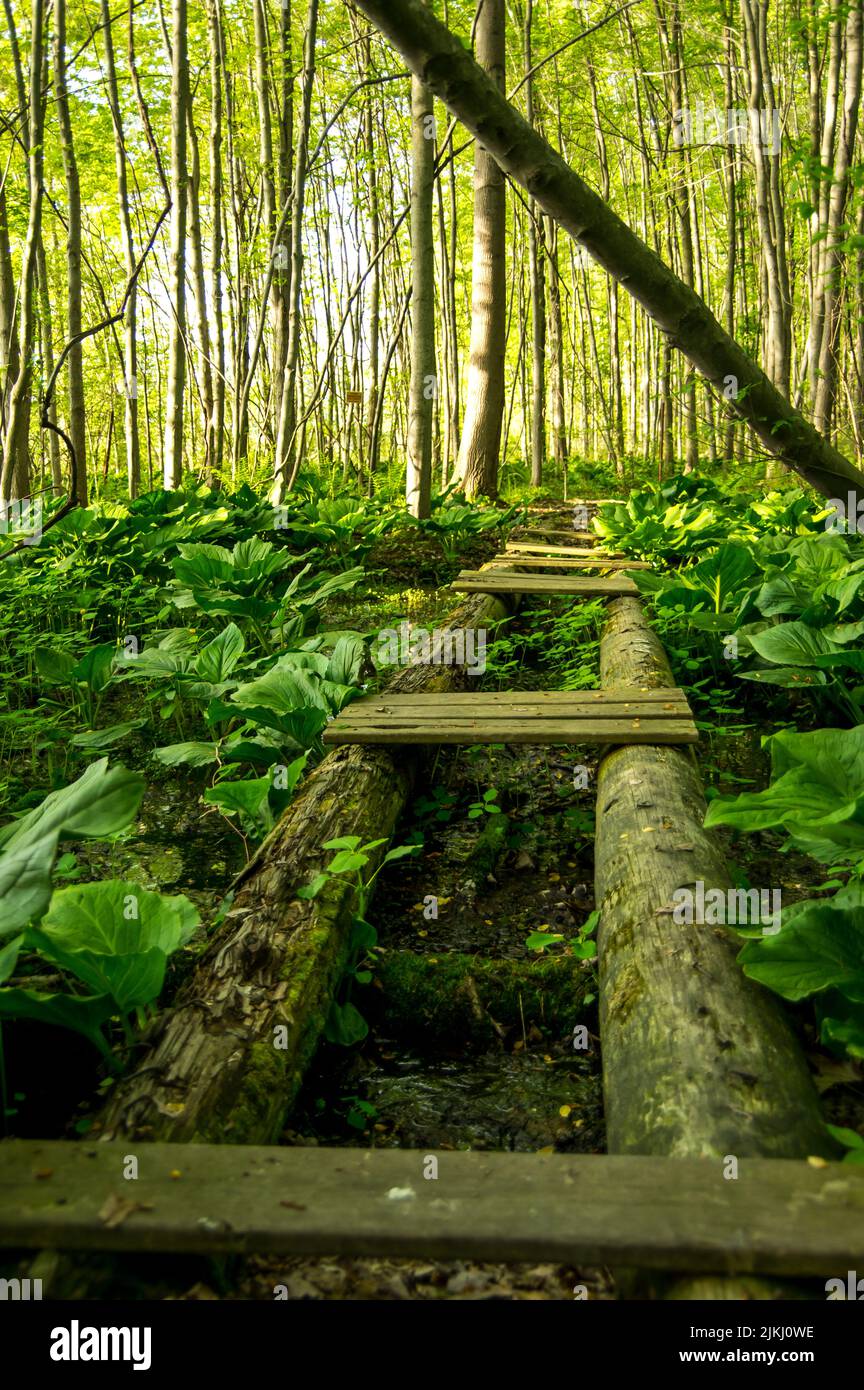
325, 720, 698, 745
486, 555, 650, 570
516, 529, 599, 542
508, 542, 622, 558
331, 689, 690, 710
453, 572, 640, 596
1, 1142, 861, 1274
324, 690, 696, 746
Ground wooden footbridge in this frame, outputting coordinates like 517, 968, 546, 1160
2, 503, 860, 1297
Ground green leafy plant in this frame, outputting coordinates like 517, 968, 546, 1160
526, 909, 599, 960
0, 762, 198, 1067
468, 788, 502, 819
297, 835, 421, 1045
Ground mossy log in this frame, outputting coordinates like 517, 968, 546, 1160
373, 949, 594, 1048
98, 592, 513, 1146
596, 597, 830, 1161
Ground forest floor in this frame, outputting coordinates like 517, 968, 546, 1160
4, 492, 864, 1300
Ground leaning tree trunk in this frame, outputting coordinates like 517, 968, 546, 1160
455, 0, 506, 501
99, 590, 513, 1144
352, 0, 864, 510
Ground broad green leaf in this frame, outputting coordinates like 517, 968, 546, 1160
748, 621, 840, 667
195, 622, 245, 683
204, 777, 271, 822
71, 721, 146, 749
0, 833, 59, 937
0, 934, 23, 983
38, 881, 199, 956
326, 850, 368, 875
296, 872, 328, 900
153, 741, 221, 767
323, 999, 368, 1046
738, 903, 864, 1003
326, 635, 366, 686
34, 647, 77, 684
704, 725, 864, 860
72, 643, 117, 694
0, 760, 145, 852
0, 988, 116, 1058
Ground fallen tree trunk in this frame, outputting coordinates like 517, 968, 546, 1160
595, 597, 830, 1161
99, 590, 513, 1145
351, 0, 864, 510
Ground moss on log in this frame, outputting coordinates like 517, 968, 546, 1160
596, 597, 830, 1161
373, 949, 594, 1048
98, 592, 513, 1146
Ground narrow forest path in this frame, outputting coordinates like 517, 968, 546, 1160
3, 502, 861, 1302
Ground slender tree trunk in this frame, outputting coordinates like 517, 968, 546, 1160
814, 0, 863, 437
163, 0, 189, 489
546, 217, 567, 468
102, 0, 140, 497
523, 0, 545, 486
187, 112, 215, 481
807, 9, 842, 410
363, 35, 381, 481
272, 0, 319, 502
54, 0, 87, 504
406, 58, 435, 518
1, 0, 45, 504
455, 0, 506, 499
207, 0, 226, 485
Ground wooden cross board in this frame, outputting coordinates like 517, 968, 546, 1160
485, 554, 650, 571
516, 529, 598, 542
452, 571, 640, 596
323, 688, 697, 745
2, 1140, 861, 1274
506, 541, 621, 556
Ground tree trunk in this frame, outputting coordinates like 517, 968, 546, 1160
101, 0, 140, 498
272, 0, 319, 502
0, 0, 44, 505
54, 0, 87, 505
363, 35, 381, 482
351, 0, 864, 508
814, 0, 863, 437
455, 0, 506, 500
596, 597, 831, 1161
186, 112, 215, 482
162, 0, 189, 489
406, 65, 435, 519
524, 0, 545, 487
206, 0, 226, 485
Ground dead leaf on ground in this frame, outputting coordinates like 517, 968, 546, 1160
99, 1192, 154, 1228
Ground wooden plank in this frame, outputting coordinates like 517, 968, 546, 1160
452, 573, 640, 596
324, 719, 699, 745
1, 1142, 861, 1274
335, 691, 690, 714
516, 529, 599, 542
486, 555, 650, 570
506, 541, 619, 556
337, 690, 688, 704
